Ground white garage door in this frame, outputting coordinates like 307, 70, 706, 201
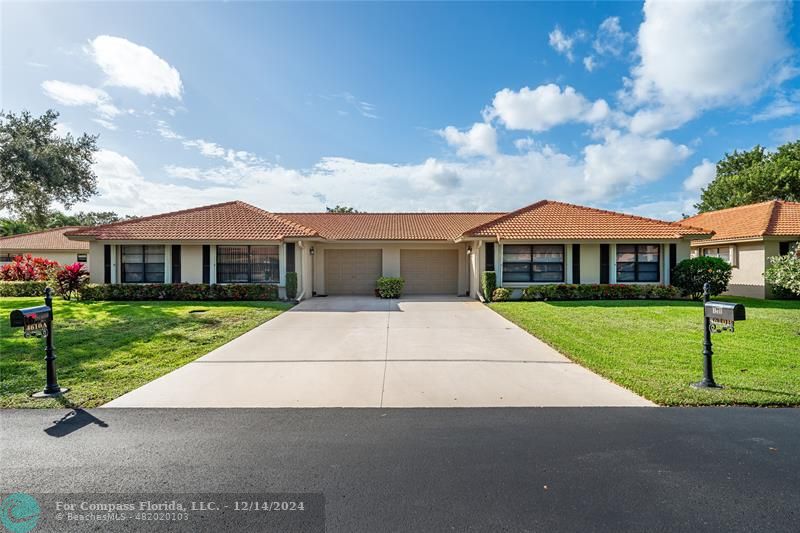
324, 249, 383, 295
400, 249, 459, 295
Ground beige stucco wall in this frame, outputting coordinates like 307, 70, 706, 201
180, 245, 204, 283
1, 250, 88, 269
579, 243, 601, 284
725, 242, 766, 298
308, 241, 469, 296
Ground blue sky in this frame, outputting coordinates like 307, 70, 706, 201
2, 1, 799, 220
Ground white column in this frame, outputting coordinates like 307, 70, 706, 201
209, 245, 217, 284
662, 244, 670, 285
110, 245, 119, 283
565, 244, 572, 284
497, 242, 503, 286
279, 243, 287, 286
609, 243, 617, 283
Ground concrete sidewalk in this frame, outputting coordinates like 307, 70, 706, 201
104, 296, 653, 407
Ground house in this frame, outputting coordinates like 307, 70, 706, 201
0, 226, 90, 267
65, 200, 712, 299
681, 200, 800, 299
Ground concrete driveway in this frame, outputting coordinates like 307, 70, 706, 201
105, 296, 652, 408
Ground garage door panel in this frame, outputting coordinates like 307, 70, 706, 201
325, 249, 382, 295
400, 249, 459, 295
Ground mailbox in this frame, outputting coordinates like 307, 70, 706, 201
704, 301, 746, 322
10, 305, 52, 329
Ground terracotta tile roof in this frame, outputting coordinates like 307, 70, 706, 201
465, 200, 712, 240
0, 226, 89, 251
66, 201, 318, 241
681, 200, 800, 243
278, 212, 504, 240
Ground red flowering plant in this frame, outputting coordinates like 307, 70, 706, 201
54, 262, 90, 300
0, 254, 60, 281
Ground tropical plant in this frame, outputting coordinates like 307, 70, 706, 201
0, 254, 60, 281
376, 277, 404, 298
481, 271, 496, 301
764, 243, 800, 297
53, 262, 90, 300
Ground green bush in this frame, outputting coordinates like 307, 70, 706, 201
671, 256, 732, 300
481, 271, 496, 301
79, 283, 279, 301
492, 287, 512, 301
376, 277, 404, 298
285, 271, 298, 300
0, 281, 49, 297
520, 283, 683, 301
765, 243, 800, 297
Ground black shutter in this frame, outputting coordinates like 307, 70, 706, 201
669, 243, 677, 277
572, 244, 580, 284
104, 245, 112, 283
484, 242, 495, 271
286, 243, 296, 273
171, 245, 181, 283
202, 245, 210, 284
780, 242, 790, 255
600, 244, 610, 284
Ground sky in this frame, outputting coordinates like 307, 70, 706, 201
2, 1, 799, 221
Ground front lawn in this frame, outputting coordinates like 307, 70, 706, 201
0, 298, 291, 408
490, 297, 800, 406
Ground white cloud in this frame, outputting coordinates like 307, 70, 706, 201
182, 139, 227, 159
625, 0, 795, 134
771, 124, 800, 143
752, 91, 800, 122
583, 56, 596, 72
683, 159, 716, 192
548, 26, 575, 62
582, 130, 691, 196
41, 80, 121, 119
88, 35, 183, 98
92, 118, 118, 131
439, 122, 497, 157
486, 84, 609, 132
593, 17, 627, 57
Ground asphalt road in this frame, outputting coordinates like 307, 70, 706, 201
1, 407, 798, 532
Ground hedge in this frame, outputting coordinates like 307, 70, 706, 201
376, 277, 404, 298
0, 281, 49, 297
79, 283, 279, 301
520, 284, 683, 301
481, 271, 496, 301
285, 272, 298, 300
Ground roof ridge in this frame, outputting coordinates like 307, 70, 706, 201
0, 225, 85, 241
682, 200, 782, 222
762, 199, 781, 236
275, 211, 507, 215
235, 203, 319, 237
462, 200, 549, 236
65, 201, 242, 236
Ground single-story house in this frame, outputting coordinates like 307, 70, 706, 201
681, 200, 800, 299
0, 226, 90, 267
65, 200, 712, 300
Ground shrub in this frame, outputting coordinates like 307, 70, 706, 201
764, 243, 800, 297
376, 277, 404, 298
671, 256, 732, 300
492, 287, 512, 301
481, 271, 496, 301
0, 254, 60, 281
285, 271, 298, 300
520, 283, 683, 301
54, 262, 90, 300
79, 283, 279, 301
0, 281, 49, 297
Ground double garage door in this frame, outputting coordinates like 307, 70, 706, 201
324, 249, 459, 295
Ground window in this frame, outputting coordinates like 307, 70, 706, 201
121, 245, 165, 283
616, 244, 659, 282
216, 245, 279, 283
502, 244, 564, 283
0, 253, 12, 262
703, 247, 730, 263
77, 253, 88, 263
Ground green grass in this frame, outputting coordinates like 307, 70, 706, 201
0, 297, 292, 408
490, 297, 800, 406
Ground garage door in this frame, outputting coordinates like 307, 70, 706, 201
400, 249, 459, 294
324, 249, 382, 295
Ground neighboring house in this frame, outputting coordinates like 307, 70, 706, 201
0, 226, 90, 267
682, 200, 800, 299
65, 200, 711, 300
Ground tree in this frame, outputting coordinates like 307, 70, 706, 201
695, 141, 800, 212
0, 109, 98, 227
0, 218, 33, 237
764, 243, 800, 297
326, 205, 360, 213
45, 210, 128, 228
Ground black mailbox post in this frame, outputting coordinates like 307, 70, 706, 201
692, 283, 746, 389
8, 288, 68, 398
